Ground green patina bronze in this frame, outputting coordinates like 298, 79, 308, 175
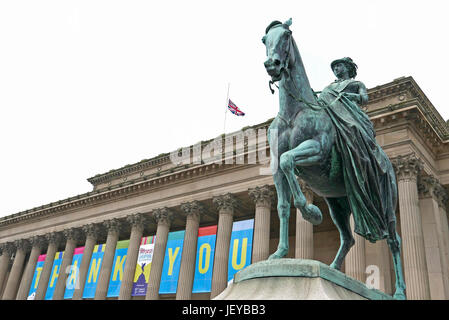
262, 18, 406, 299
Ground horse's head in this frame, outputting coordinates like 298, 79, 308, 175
262, 18, 295, 82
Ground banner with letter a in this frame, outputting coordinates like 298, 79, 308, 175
192, 225, 217, 293
106, 240, 129, 297
63, 246, 84, 299
227, 219, 254, 282
159, 230, 185, 294
82, 243, 106, 298
131, 236, 156, 296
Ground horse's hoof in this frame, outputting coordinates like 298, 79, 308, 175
268, 248, 288, 260
393, 291, 406, 300
329, 261, 341, 271
303, 204, 323, 225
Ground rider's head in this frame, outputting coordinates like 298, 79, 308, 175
331, 57, 358, 79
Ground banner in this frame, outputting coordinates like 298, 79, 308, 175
227, 219, 254, 282
192, 225, 217, 293
44, 251, 64, 300
131, 236, 156, 296
63, 246, 84, 299
27, 254, 46, 299
159, 230, 185, 294
106, 240, 129, 297
82, 243, 106, 298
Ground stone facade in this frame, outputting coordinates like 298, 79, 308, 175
0, 76, 449, 300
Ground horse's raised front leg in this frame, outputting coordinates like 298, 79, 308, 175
268, 170, 292, 260
325, 197, 354, 270
279, 139, 324, 225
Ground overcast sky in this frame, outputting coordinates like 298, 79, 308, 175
0, 0, 448, 218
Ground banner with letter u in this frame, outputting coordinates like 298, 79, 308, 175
227, 219, 254, 282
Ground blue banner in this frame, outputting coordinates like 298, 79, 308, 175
82, 244, 105, 298
192, 226, 217, 293
159, 230, 185, 294
44, 251, 64, 300
227, 219, 254, 282
106, 240, 129, 297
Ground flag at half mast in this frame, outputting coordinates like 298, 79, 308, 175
227, 99, 245, 116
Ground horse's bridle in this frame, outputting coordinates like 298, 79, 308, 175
268, 28, 293, 94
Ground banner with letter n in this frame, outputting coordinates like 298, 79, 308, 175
227, 219, 254, 282
27, 254, 46, 299
82, 243, 106, 298
159, 230, 185, 294
192, 225, 217, 293
63, 246, 84, 299
106, 240, 130, 297
44, 251, 64, 300
131, 235, 156, 296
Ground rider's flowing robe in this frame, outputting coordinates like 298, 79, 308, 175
318, 79, 397, 242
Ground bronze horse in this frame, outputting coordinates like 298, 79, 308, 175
262, 18, 406, 299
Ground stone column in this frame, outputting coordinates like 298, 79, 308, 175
35, 232, 62, 300
0, 243, 14, 298
392, 154, 430, 300
72, 223, 101, 300
211, 193, 239, 299
295, 180, 314, 260
119, 213, 147, 300
434, 183, 449, 299
146, 208, 173, 300
2, 239, 30, 299
16, 236, 46, 300
248, 185, 274, 263
177, 201, 204, 300
345, 216, 366, 283
94, 218, 122, 300
52, 228, 82, 300
417, 176, 449, 299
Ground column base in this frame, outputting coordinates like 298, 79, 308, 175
213, 259, 393, 300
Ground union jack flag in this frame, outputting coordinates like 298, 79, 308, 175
227, 99, 245, 116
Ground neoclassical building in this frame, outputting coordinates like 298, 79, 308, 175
0, 76, 448, 300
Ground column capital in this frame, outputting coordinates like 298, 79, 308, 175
434, 183, 449, 209
29, 235, 47, 249
180, 201, 204, 222
391, 153, 423, 182
0, 242, 15, 256
213, 193, 240, 213
45, 232, 63, 246
103, 218, 123, 236
417, 175, 439, 198
63, 228, 83, 243
152, 207, 174, 226
126, 213, 148, 231
82, 223, 103, 239
14, 239, 31, 252
248, 185, 275, 208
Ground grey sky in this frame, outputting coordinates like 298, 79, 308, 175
0, 0, 448, 217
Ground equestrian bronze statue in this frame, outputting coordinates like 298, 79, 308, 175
262, 18, 406, 299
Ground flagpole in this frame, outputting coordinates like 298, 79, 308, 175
223, 82, 230, 134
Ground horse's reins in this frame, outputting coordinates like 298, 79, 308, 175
268, 32, 325, 127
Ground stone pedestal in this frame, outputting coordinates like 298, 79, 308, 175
214, 259, 393, 300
